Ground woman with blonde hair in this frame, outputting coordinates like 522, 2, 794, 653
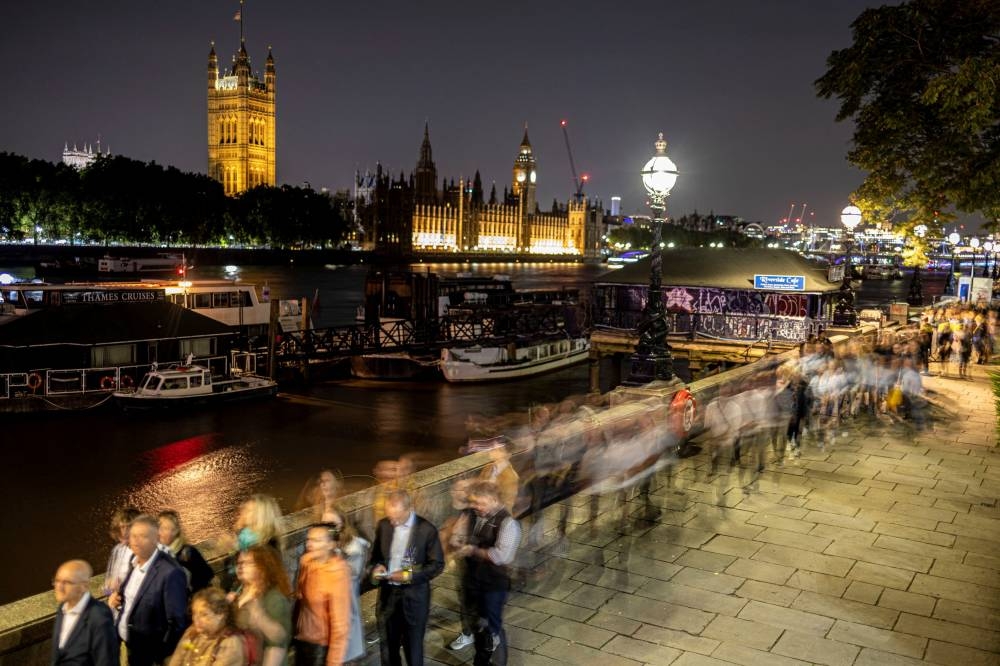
103, 506, 140, 596
169, 587, 245, 666
222, 494, 285, 591
234, 545, 292, 666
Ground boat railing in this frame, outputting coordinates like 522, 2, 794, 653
0, 355, 229, 400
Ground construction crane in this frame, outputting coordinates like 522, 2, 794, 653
560, 120, 589, 203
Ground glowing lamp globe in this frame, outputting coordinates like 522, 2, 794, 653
985, 241, 994, 252
840, 205, 862, 231
949, 232, 961, 245
914, 224, 927, 238
970, 237, 980, 249
641, 133, 678, 198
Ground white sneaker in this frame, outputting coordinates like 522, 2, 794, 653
449, 633, 474, 650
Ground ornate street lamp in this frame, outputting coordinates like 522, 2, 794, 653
833, 205, 861, 326
985, 240, 996, 278
946, 231, 960, 295
625, 132, 678, 385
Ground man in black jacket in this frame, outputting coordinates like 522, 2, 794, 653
369, 490, 444, 666
108, 515, 188, 666
51, 560, 117, 666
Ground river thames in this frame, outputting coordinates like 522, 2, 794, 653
0, 260, 933, 604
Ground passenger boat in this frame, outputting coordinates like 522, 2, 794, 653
35, 253, 188, 280
113, 360, 277, 410
440, 335, 590, 383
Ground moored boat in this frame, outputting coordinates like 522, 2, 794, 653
35, 253, 188, 280
112, 361, 277, 410
440, 335, 589, 383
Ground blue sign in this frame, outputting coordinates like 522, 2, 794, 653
754, 274, 805, 291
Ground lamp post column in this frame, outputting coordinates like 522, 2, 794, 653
969, 237, 981, 303
946, 232, 960, 296
624, 133, 677, 386
834, 205, 861, 326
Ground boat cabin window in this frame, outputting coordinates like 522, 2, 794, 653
162, 377, 188, 390
190, 375, 203, 388
194, 293, 212, 308
140, 374, 160, 390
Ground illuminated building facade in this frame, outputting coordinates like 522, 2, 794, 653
62, 140, 108, 170
405, 126, 599, 257
206, 36, 276, 196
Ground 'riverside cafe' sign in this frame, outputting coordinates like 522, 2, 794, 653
753, 274, 807, 291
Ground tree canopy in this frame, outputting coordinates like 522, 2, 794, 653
0, 152, 350, 248
816, 0, 1000, 260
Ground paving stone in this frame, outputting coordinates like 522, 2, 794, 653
506, 605, 551, 630
506, 625, 552, 651
710, 642, 811, 666
825, 540, 933, 573
701, 614, 783, 651
804, 498, 861, 517
724, 557, 795, 585
560, 583, 618, 610
571, 563, 650, 594
601, 593, 714, 634
737, 600, 834, 635
701, 535, 763, 559
508, 594, 595, 622
843, 580, 882, 605
857, 509, 939, 532
534, 637, 641, 666
753, 527, 832, 553
605, 553, 684, 582
924, 639, 1000, 666
932, 599, 1000, 632
754, 543, 854, 577
588, 611, 642, 636
929, 559, 1000, 588
734, 579, 800, 607
808, 523, 879, 546
872, 534, 966, 563
803, 510, 876, 532
791, 589, 899, 629
646, 524, 716, 548
852, 647, 927, 666
670, 566, 743, 594
601, 635, 680, 665
746, 513, 815, 534
872, 521, 956, 547
683, 518, 764, 541
673, 549, 737, 574
877, 588, 935, 616
636, 579, 747, 617
826, 619, 927, 658
670, 653, 733, 666
771, 629, 860, 666
964, 551, 1000, 572
786, 570, 851, 597
889, 501, 957, 522
952, 512, 1000, 534
507, 647, 564, 666
909, 573, 1000, 610
632, 624, 720, 655
894, 612, 1000, 651
938, 521, 1000, 543
846, 561, 915, 591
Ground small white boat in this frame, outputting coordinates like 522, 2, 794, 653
113, 361, 277, 410
440, 336, 589, 383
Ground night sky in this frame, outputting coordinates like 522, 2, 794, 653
3, 1, 891, 227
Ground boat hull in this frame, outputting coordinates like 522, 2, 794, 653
113, 381, 278, 411
441, 338, 590, 383
350, 353, 439, 380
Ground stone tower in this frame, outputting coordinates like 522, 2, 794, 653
414, 122, 438, 204
207, 34, 276, 196
511, 124, 537, 214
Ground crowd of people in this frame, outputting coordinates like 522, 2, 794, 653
49, 304, 998, 666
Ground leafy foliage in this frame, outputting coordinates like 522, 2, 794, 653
816, 0, 1000, 261
0, 152, 349, 248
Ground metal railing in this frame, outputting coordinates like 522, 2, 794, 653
0, 356, 228, 401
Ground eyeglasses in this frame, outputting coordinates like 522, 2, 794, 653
52, 578, 83, 587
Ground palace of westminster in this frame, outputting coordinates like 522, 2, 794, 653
203, 29, 603, 259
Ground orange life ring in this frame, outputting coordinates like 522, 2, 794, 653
26, 373, 42, 391
669, 388, 696, 439
120, 375, 135, 389
100, 376, 116, 391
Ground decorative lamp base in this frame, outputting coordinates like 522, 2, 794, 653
623, 348, 675, 386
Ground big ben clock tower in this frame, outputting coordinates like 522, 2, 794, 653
511, 124, 536, 214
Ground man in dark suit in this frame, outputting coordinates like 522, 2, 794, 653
51, 559, 117, 666
108, 515, 188, 666
369, 489, 444, 666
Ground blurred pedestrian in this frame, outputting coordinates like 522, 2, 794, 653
234, 545, 291, 666
168, 588, 245, 666
104, 507, 141, 597
294, 524, 351, 666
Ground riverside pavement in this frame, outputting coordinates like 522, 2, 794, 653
361, 360, 1000, 666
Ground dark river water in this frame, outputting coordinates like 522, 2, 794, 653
0, 260, 938, 604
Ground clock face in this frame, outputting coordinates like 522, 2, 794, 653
529, 170, 536, 183
516, 172, 526, 183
